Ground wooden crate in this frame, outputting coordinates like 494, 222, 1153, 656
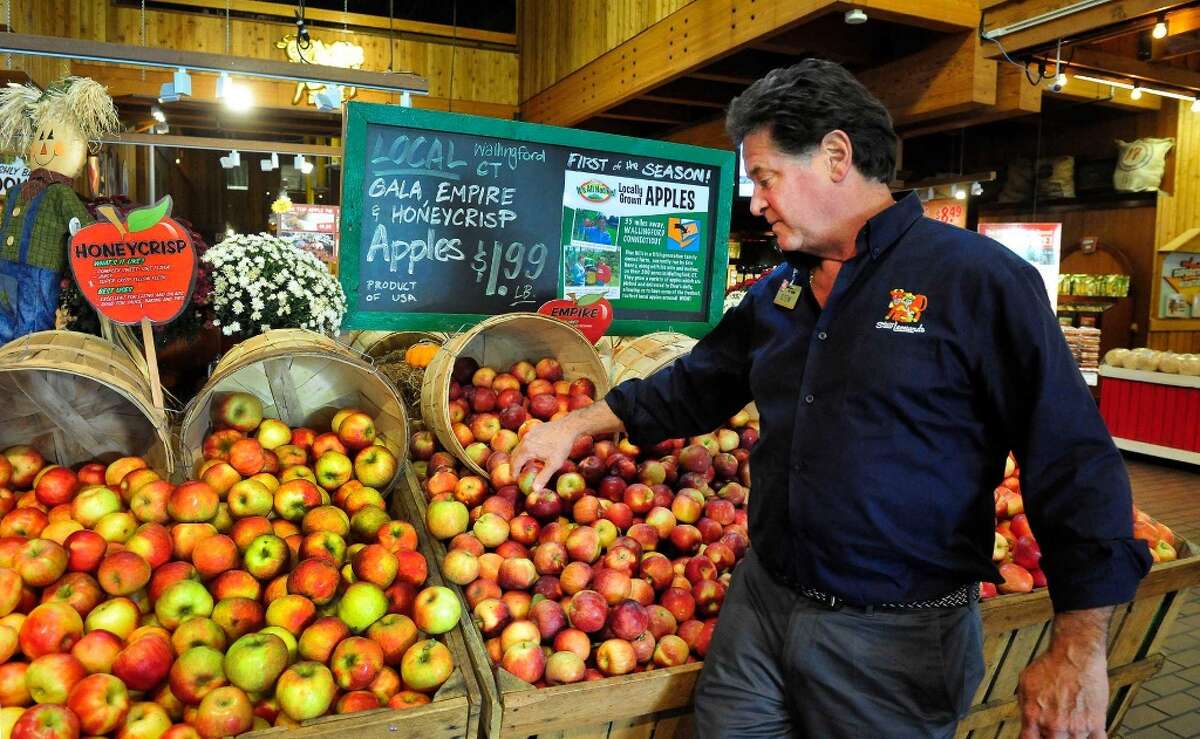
401, 462, 1200, 738
241, 468, 483, 739
960, 543, 1200, 738
396, 463, 700, 738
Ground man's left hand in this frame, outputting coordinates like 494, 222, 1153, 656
1018, 607, 1112, 739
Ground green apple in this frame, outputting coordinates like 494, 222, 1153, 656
258, 625, 299, 664
412, 586, 462, 635
154, 579, 214, 629
275, 661, 335, 721
243, 534, 288, 581
223, 632, 289, 693
337, 582, 388, 633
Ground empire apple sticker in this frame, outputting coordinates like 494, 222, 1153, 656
537, 293, 613, 344
69, 195, 197, 325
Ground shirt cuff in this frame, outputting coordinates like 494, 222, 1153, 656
1043, 538, 1153, 613
603, 380, 640, 434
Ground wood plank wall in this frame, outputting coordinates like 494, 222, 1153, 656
4, 0, 518, 109
517, 0, 692, 103
1151, 101, 1200, 353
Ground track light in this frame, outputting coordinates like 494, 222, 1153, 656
844, 8, 868, 24
400, 91, 412, 108
1056, 72, 1068, 88
225, 81, 253, 112
260, 152, 280, 172
215, 72, 230, 99
313, 86, 343, 112
953, 187, 967, 201
970, 182, 983, 196
1130, 85, 1143, 100
220, 150, 241, 169
150, 105, 165, 123
1153, 15, 1167, 39
1192, 97, 1200, 113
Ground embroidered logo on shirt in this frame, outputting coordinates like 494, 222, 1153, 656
876, 289, 928, 333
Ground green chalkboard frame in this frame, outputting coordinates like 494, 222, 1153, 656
339, 102, 734, 339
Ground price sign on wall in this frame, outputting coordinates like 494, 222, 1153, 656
922, 198, 966, 228
338, 104, 734, 338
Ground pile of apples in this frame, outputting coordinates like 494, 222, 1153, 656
0, 391, 463, 739
443, 356, 599, 473
413, 360, 755, 686
988, 454, 1042, 598
988, 452, 1179, 600
1133, 506, 1179, 564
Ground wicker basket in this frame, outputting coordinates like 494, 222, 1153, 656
608, 331, 757, 422
609, 331, 698, 387
419, 313, 608, 477
344, 330, 448, 361
0, 331, 175, 475
179, 329, 408, 489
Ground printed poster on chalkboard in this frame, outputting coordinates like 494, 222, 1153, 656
560, 169, 709, 320
339, 104, 733, 338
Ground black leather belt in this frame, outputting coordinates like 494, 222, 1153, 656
764, 560, 977, 610
797, 582, 978, 610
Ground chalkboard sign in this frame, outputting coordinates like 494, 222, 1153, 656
339, 103, 734, 337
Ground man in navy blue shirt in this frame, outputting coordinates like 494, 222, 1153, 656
513, 59, 1150, 738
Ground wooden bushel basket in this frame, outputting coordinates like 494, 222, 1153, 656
179, 329, 408, 489
609, 331, 697, 386
0, 330, 175, 475
344, 329, 448, 361
609, 331, 758, 422
419, 313, 608, 478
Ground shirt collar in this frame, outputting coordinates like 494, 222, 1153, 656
856, 192, 923, 260
780, 192, 922, 272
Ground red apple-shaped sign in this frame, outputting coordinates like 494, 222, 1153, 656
538, 294, 613, 344
69, 196, 196, 325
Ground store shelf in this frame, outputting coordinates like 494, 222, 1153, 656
1113, 438, 1200, 466
978, 191, 1157, 216
1100, 366, 1200, 389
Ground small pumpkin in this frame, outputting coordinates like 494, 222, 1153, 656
404, 342, 439, 368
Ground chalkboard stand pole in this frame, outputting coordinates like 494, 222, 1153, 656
140, 317, 165, 412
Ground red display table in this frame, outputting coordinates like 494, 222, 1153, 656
1099, 366, 1200, 465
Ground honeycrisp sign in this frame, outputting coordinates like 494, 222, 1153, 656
68, 195, 197, 325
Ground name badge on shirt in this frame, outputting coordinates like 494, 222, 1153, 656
774, 280, 802, 309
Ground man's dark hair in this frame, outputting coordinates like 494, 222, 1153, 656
726, 59, 897, 183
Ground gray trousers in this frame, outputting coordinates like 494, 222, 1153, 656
694, 550, 984, 738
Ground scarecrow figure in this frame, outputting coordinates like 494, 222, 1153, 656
0, 77, 119, 342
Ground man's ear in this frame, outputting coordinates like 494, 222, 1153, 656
820, 130, 853, 183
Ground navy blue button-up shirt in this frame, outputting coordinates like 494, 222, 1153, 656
605, 193, 1151, 612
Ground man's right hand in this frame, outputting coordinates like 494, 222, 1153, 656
510, 400, 624, 492
510, 420, 577, 493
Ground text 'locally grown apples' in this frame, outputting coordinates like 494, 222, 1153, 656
0, 390, 464, 739
416, 354, 756, 686
985, 453, 1179, 600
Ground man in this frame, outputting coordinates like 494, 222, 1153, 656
568, 254, 587, 287
512, 59, 1150, 738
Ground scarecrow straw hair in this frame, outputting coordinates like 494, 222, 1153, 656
0, 83, 40, 153
0, 77, 119, 153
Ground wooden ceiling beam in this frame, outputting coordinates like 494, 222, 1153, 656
688, 72, 757, 86
596, 112, 694, 125
1060, 47, 1200, 91
859, 32, 998, 126
899, 63, 1041, 138
520, 0, 979, 127
640, 95, 728, 109
662, 118, 733, 150
981, 0, 1181, 56
119, 0, 516, 48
